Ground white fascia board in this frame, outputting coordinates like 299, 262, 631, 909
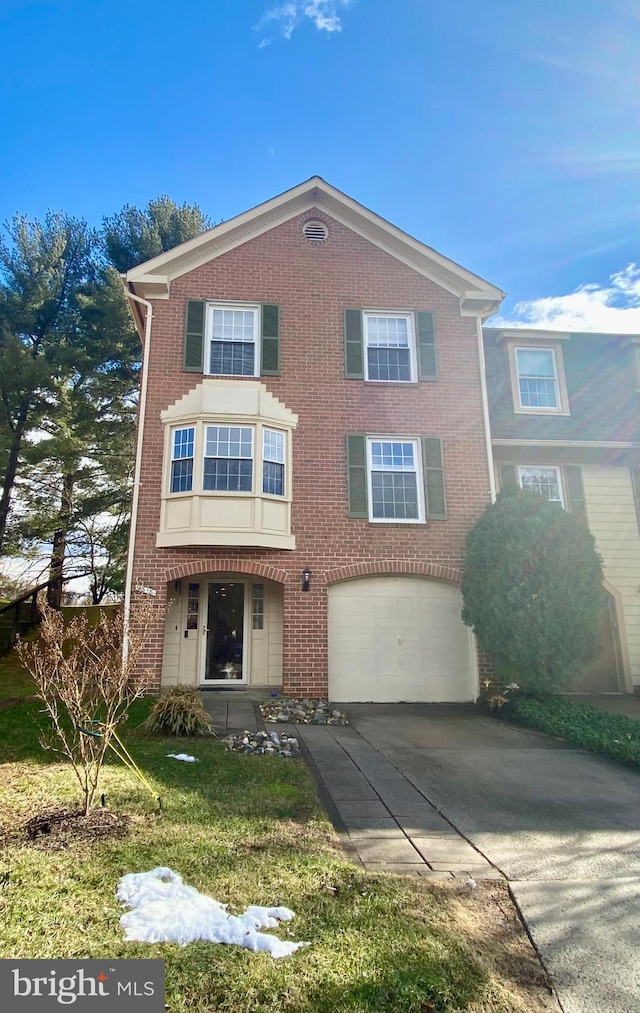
495, 328, 571, 343
125, 176, 504, 306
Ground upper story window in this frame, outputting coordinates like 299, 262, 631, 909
204, 425, 253, 491
183, 302, 279, 377
159, 379, 297, 551
171, 427, 195, 493
346, 433, 446, 522
170, 423, 287, 498
263, 429, 285, 495
364, 313, 415, 382
368, 438, 424, 521
518, 465, 564, 506
515, 348, 560, 409
344, 309, 437, 381
499, 332, 570, 416
208, 305, 259, 377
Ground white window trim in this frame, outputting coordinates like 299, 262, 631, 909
366, 435, 425, 523
363, 310, 417, 383
507, 341, 570, 416
517, 465, 565, 507
168, 422, 288, 499
205, 302, 261, 378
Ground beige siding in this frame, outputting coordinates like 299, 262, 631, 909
160, 576, 283, 688
267, 583, 284, 686
583, 467, 640, 688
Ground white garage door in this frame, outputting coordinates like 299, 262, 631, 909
328, 576, 476, 703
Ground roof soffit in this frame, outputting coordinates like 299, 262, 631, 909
127, 178, 504, 308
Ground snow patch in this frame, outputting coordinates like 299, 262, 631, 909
166, 753, 198, 762
117, 867, 308, 958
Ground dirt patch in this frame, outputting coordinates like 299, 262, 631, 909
0, 695, 38, 711
16, 806, 131, 851
435, 879, 562, 1012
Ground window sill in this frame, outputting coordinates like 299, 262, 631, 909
513, 406, 571, 417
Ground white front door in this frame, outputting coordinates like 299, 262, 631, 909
200, 581, 249, 685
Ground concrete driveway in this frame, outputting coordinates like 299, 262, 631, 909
345, 704, 640, 1013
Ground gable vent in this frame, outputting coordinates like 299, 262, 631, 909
302, 220, 328, 242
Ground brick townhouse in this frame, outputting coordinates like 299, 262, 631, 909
123, 177, 505, 701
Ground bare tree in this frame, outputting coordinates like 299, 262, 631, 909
17, 599, 161, 815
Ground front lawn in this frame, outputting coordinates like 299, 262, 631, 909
0, 698, 556, 1013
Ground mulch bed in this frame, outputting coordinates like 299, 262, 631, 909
8, 806, 132, 851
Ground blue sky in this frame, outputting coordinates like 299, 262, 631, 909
0, 0, 638, 328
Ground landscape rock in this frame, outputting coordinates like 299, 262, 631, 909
259, 698, 349, 726
223, 730, 302, 759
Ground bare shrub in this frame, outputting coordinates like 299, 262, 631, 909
16, 599, 161, 814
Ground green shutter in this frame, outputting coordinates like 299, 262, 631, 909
498, 463, 518, 491
261, 304, 280, 376
564, 466, 588, 525
346, 434, 368, 517
416, 311, 437, 380
422, 437, 447, 519
183, 300, 205, 372
344, 309, 364, 379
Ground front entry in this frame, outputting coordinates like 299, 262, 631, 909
200, 581, 248, 684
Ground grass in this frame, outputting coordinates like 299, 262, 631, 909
506, 693, 640, 767
0, 694, 556, 1013
0, 644, 37, 701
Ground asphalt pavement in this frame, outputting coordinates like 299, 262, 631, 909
341, 703, 640, 1013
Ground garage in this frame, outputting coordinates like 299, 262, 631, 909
328, 576, 476, 702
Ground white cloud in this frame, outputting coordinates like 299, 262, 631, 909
490, 264, 640, 333
256, 0, 351, 44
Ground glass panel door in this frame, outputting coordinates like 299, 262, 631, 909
202, 582, 246, 682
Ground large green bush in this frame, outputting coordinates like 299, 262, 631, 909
462, 487, 604, 694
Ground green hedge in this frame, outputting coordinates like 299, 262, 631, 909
509, 695, 640, 767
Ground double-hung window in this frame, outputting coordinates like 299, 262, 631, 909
208, 305, 258, 377
518, 466, 564, 506
170, 427, 195, 493
263, 429, 285, 495
169, 423, 288, 497
367, 438, 423, 521
204, 426, 253, 492
364, 312, 415, 382
515, 348, 560, 410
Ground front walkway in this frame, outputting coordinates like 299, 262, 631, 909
287, 722, 502, 879
201, 691, 501, 880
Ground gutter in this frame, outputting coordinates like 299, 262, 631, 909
476, 316, 497, 504
121, 284, 153, 662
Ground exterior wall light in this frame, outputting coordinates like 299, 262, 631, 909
301, 568, 312, 592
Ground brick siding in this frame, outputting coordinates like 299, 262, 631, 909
131, 212, 491, 695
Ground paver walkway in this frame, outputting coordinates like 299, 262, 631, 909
279, 721, 501, 880
201, 690, 261, 735
200, 691, 500, 879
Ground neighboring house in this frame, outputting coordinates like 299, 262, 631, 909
484, 328, 640, 694
123, 177, 505, 702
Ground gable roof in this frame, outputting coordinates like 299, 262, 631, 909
126, 176, 505, 316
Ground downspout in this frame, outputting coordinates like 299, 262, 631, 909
476, 316, 497, 504
122, 287, 153, 662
